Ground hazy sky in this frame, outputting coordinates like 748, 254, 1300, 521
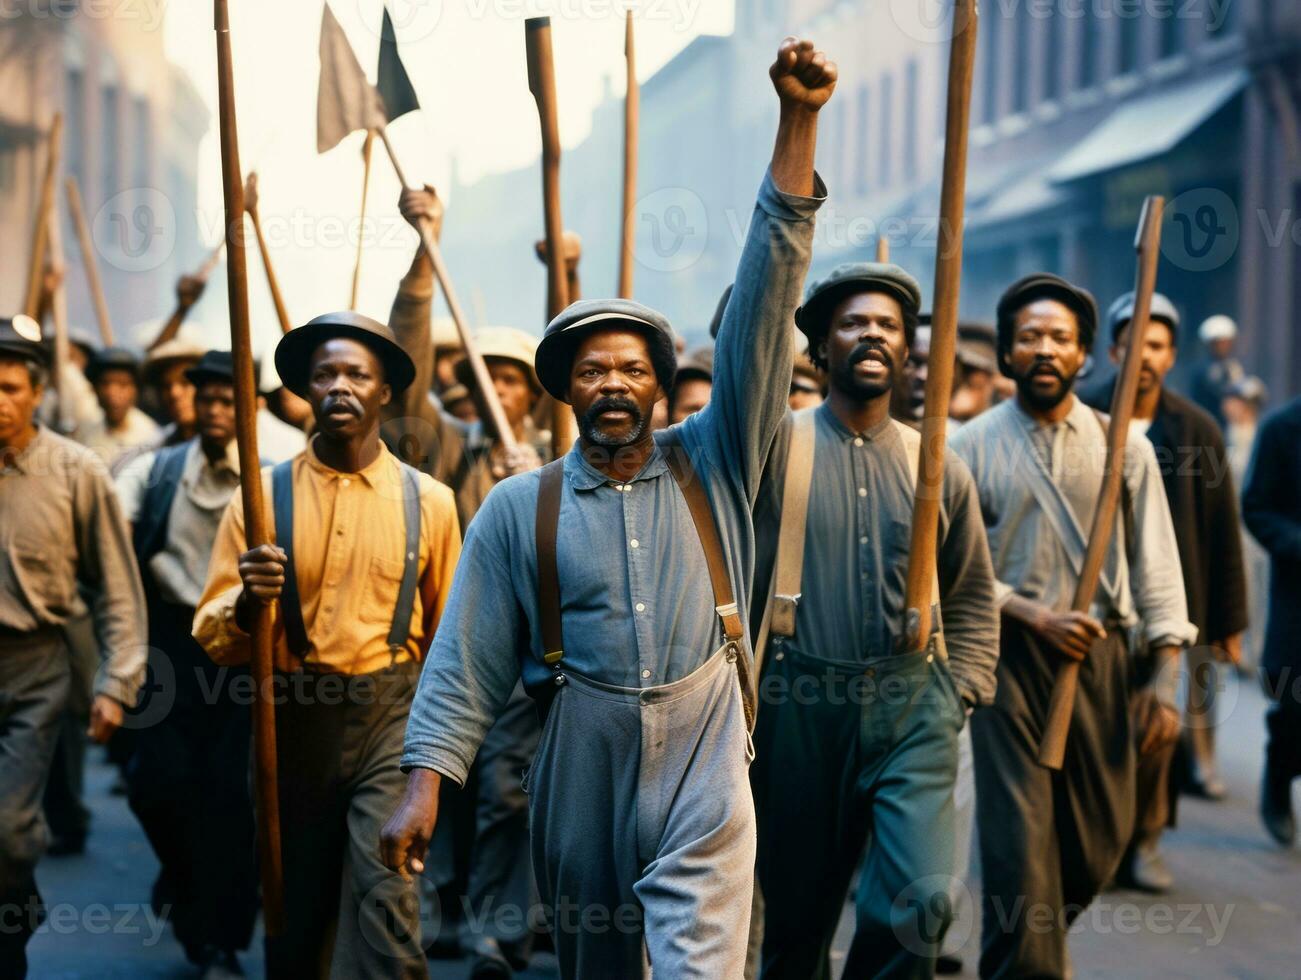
164, 0, 733, 347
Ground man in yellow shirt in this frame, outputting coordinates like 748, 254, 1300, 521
194, 312, 461, 979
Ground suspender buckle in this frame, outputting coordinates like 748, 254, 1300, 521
543, 649, 565, 666
771, 594, 800, 638
715, 602, 744, 642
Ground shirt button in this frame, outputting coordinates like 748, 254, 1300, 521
341, 478, 351, 487
635, 603, 646, 612
630, 539, 640, 549
854, 437, 864, 447
858, 487, 867, 497
641, 669, 651, 679
860, 535, 868, 545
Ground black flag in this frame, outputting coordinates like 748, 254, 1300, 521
377, 5, 420, 122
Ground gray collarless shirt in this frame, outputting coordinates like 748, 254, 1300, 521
402, 170, 826, 785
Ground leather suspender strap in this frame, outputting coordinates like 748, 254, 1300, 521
273, 459, 424, 660
535, 459, 566, 666
386, 464, 423, 652
754, 409, 818, 679
272, 460, 309, 658
892, 419, 946, 660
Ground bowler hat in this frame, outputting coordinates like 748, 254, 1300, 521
535, 299, 677, 404
274, 311, 415, 397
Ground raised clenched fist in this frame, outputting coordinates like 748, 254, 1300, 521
770, 37, 837, 112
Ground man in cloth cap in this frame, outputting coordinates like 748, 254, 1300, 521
1080, 291, 1248, 890
142, 330, 207, 448
382, 186, 555, 975
1188, 314, 1243, 426
194, 313, 461, 978
115, 351, 259, 975
951, 274, 1196, 978
382, 38, 835, 977
748, 263, 998, 978
668, 345, 714, 425
73, 346, 160, 468
0, 315, 146, 977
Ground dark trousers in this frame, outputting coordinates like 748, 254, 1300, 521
752, 646, 965, 980
0, 628, 71, 980
265, 660, 427, 980
1264, 668, 1301, 780
973, 626, 1134, 980
40, 613, 97, 848
126, 602, 257, 961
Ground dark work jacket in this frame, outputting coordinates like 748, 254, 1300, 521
1241, 396, 1301, 676
1081, 383, 1248, 645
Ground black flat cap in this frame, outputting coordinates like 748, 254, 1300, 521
997, 274, 1098, 342
185, 349, 233, 387
274, 311, 415, 398
0, 315, 50, 368
535, 299, 677, 403
86, 346, 142, 384
1106, 290, 1180, 343
795, 262, 923, 344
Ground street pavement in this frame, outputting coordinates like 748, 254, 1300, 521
27, 669, 1301, 978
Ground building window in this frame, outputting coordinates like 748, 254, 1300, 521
855, 83, 870, 196
1079, 9, 1097, 90
879, 73, 893, 188
1012, 3, 1032, 113
1119, 7, 1141, 74
102, 84, 119, 201
133, 98, 150, 189
1044, 10, 1063, 102
1159, 7, 1182, 57
903, 60, 918, 176
982, 13, 999, 123
65, 69, 84, 185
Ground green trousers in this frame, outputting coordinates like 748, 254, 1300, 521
752, 645, 965, 980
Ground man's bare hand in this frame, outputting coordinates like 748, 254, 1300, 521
243, 171, 261, 213
380, 769, 442, 879
1131, 688, 1181, 756
87, 694, 124, 744
1033, 609, 1106, 662
238, 543, 287, 601
398, 185, 444, 235
176, 274, 207, 309
770, 37, 837, 112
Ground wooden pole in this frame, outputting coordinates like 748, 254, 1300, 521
350, 130, 375, 310
901, 0, 978, 654
64, 176, 116, 346
45, 199, 71, 433
875, 236, 889, 263
24, 113, 63, 318
376, 127, 519, 453
618, 10, 638, 299
214, 0, 285, 938
243, 172, 293, 335
1037, 196, 1166, 770
525, 17, 576, 455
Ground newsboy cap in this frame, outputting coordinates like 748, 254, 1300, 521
86, 346, 143, 384
1106, 290, 1180, 343
274, 311, 416, 398
185, 349, 234, 388
0, 315, 50, 368
535, 299, 677, 404
795, 262, 923, 345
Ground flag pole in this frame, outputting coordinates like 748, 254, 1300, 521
350, 130, 375, 310
618, 10, 638, 299
64, 176, 116, 347
375, 126, 519, 453
214, 0, 285, 939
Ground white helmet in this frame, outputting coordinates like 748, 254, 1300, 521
1198, 315, 1237, 343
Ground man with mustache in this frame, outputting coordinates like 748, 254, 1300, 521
747, 264, 998, 978
950, 275, 1196, 979
194, 313, 462, 978
382, 37, 834, 977
1080, 292, 1248, 892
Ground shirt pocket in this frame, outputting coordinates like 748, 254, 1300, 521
8, 544, 76, 619
357, 553, 408, 627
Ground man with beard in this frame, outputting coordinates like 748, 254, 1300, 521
382, 37, 833, 977
1080, 292, 1247, 891
748, 263, 998, 978
194, 313, 461, 978
951, 274, 1195, 979
116, 351, 259, 976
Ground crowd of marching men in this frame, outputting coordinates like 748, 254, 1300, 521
2, 34, 1299, 980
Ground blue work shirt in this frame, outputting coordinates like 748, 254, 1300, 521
402, 170, 826, 784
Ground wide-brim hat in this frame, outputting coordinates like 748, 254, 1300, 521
996, 274, 1098, 345
143, 332, 207, 383
1106, 290, 1180, 343
535, 299, 677, 404
795, 262, 923, 345
86, 345, 143, 384
0, 315, 51, 368
274, 311, 416, 398
184, 349, 233, 387
453, 326, 541, 394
